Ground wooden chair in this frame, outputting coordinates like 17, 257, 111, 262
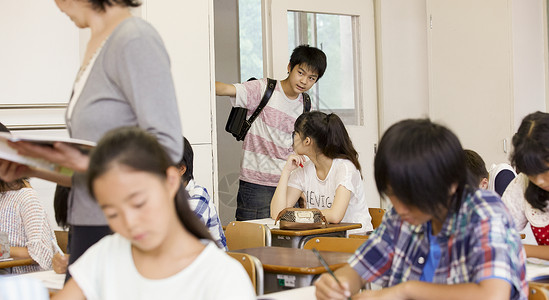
227, 252, 264, 296
529, 283, 549, 300
54, 230, 69, 254
225, 221, 270, 251
368, 208, 386, 229
302, 236, 366, 253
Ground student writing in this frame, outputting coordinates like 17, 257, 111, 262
0, 122, 56, 274
315, 118, 527, 300
52, 127, 254, 300
502, 111, 549, 260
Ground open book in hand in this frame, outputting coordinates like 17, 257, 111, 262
0, 132, 96, 175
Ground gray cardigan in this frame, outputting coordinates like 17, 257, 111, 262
66, 17, 183, 226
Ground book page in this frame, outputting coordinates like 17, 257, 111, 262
0, 133, 95, 175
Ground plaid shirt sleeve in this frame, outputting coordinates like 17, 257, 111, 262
187, 182, 228, 250
348, 208, 400, 285
467, 195, 527, 298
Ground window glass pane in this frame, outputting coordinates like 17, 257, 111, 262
287, 12, 297, 55
287, 11, 358, 125
238, 0, 263, 82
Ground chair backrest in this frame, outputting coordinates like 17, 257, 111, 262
529, 284, 549, 300
227, 252, 264, 296
303, 237, 366, 253
368, 208, 386, 229
225, 221, 267, 251
54, 230, 69, 254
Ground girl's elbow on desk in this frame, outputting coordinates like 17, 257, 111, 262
322, 209, 344, 224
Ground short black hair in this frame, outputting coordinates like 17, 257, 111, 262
289, 45, 327, 80
176, 137, 193, 183
464, 149, 489, 186
511, 111, 549, 211
86, 0, 140, 12
374, 119, 467, 219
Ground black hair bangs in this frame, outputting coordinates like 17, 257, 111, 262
513, 139, 549, 175
375, 119, 467, 217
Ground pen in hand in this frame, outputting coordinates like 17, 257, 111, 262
52, 238, 65, 257
312, 248, 352, 300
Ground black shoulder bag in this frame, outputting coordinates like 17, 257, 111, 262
225, 78, 311, 141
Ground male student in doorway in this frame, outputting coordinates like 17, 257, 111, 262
215, 44, 327, 221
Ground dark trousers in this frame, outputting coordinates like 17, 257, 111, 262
235, 180, 276, 221
65, 225, 112, 282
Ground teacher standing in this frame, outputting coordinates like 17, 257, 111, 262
0, 0, 182, 279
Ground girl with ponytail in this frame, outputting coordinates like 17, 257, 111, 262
53, 127, 254, 300
270, 111, 373, 234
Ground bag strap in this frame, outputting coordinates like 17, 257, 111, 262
241, 78, 276, 137
302, 92, 311, 113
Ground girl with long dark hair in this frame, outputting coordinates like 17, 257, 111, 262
53, 127, 254, 299
270, 111, 373, 234
502, 111, 549, 260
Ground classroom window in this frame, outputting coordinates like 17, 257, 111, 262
238, 0, 263, 82
288, 12, 359, 125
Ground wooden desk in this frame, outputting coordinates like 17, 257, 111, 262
0, 257, 35, 269
233, 246, 352, 293
270, 222, 362, 248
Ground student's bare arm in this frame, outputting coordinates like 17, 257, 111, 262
270, 154, 305, 219
215, 81, 237, 97
524, 244, 549, 260
51, 278, 86, 300
9, 247, 31, 259
353, 278, 511, 300
320, 185, 351, 223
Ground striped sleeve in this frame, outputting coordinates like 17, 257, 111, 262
18, 189, 55, 270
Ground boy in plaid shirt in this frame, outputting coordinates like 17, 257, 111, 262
315, 119, 527, 300
178, 138, 227, 250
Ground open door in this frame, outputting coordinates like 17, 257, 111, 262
262, 0, 379, 208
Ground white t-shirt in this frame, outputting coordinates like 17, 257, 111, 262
288, 158, 373, 234
232, 78, 307, 187
69, 234, 255, 300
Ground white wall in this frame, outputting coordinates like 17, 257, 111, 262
511, 0, 548, 130
141, 0, 216, 198
0, 1, 79, 230
375, 0, 430, 133
0, 0, 217, 230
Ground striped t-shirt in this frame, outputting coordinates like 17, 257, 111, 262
232, 78, 308, 187
0, 188, 56, 273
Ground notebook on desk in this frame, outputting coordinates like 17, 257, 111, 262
244, 218, 279, 229
526, 258, 549, 281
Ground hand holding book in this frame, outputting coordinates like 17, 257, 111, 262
0, 132, 95, 176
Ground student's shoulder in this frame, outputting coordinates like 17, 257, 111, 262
199, 242, 245, 273
12, 187, 38, 200
333, 159, 361, 175
88, 233, 128, 253
106, 17, 162, 51
235, 77, 267, 91
463, 189, 513, 222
